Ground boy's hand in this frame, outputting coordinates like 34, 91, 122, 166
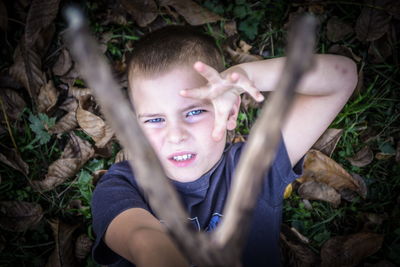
180, 61, 264, 141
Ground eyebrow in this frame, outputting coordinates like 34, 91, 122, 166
137, 103, 208, 119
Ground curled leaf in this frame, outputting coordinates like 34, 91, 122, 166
45, 219, 79, 267
118, 0, 158, 27
281, 224, 319, 267
0, 88, 26, 122
76, 95, 114, 148
159, 0, 223, 25
75, 233, 93, 261
347, 146, 374, 167
326, 17, 353, 42
355, 2, 391, 42
312, 128, 343, 157
298, 150, 366, 199
48, 111, 78, 134
298, 181, 341, 207
321, 232, 384, 267
37, 80, 59, 113
32, 133, 94, 191
52, 48, 73, 76
0, 201, 43, 232
0, 148, 29, 176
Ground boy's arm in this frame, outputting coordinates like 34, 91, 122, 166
182, 55, 358, 166
104, 208, 189, 267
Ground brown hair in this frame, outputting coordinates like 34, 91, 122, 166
127, 25, 224, 86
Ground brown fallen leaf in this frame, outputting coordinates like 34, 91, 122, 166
48, 111, 78, 134
92, 169, 108, 185
355, 1, 391, 42
159, 0, 223, 25
347, 146, 374, 167
52, 48, 73, 76
328, 44, 362, 63
0, 148, 29, 176
45, 219, 79, 267
118, 0, 158, 27
115, 148, 131, 163
32, 133, 94, 191
281, 224, 320, 267
321, 232, 384, 267
312, 128, 343, 157
368, 34, 393, 63
76, 95, 114, 148
298, 181, 341, 207
339, 173, 368, 201
375, 152, 394, 160
75, 233, 93, 262
326, 16, 354, 42
226, 46, 263, 64
69, 86, 92, 98
298, 150, 367, 199
396, 141, 400, 162
59, 96, 78, 112
24, 0, 60, 46
0, 201, 43, 232
59, 65, 80, 87
37, 80, 59, 113
224, 20, 238, 37
0, 88, 26, 122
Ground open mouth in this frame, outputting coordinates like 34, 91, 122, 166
168, 152, 196, 167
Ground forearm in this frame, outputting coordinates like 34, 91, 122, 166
226, 54, 357, 97
129, 227, 189, 267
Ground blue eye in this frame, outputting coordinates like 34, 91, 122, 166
187, 109, 205, 117
145, 118, 164, 123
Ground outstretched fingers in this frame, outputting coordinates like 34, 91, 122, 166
230, 72, 264, 102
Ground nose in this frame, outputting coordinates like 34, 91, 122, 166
166, 123, 188, 144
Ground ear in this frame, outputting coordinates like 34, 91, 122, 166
226, 95, 241, 130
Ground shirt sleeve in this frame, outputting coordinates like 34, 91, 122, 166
91, 161, 150, 265
263, 135, 304, 207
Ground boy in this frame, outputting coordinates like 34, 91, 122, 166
91, 26, 357, 267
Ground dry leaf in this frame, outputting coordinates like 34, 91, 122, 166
118, 0, 158, 27
224, 20, 238, 37
60, 66, 80, 87
280, 224, 319, 267
0, 201, 43, 232
48, 111, 78, 134
0, 0, 7, 32
59, 96, 78, 112
298, 181, 341, 207
396, 141, 399, 162
355, 2, 391, 42
37, 80, 59, 113
115, 148, 131, 163
0, 148, 29, 176
159, 0, 223, 25
298, 150, 366, 199
338, 173, 368, 201
326, 17, 353, 42
0, 88, 26, 122
32, 133, 94, 191
375, 152, 394, 160
69, 86, 92, 98
76, 95, 114, 148
226, 46, 263, 64
347, 146, 374, 167
52, 48, 73, 76
321, 232, 384, 267
312, 128, 343, 157
328, 44, 362, 62
9, 45, 31, 93
92, 169, 107, 185
75, 233, 93, 261
283, 183, 293, 199
368, 34, 393, 63
45, 219, 79, 267
24, 0, 60, 46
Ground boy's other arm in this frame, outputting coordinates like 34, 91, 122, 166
104, 208, 189, 267
183, 55, 357, 166
235, 55, 357, 166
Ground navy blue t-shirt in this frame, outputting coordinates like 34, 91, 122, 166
91, 139, 303, 267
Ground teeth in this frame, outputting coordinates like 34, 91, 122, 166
173, 154, 193, 161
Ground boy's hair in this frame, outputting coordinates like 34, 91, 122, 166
127, 25, 224, 84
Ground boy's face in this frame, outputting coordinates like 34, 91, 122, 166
130, 66, 228, 183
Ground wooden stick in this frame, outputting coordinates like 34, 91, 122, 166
213, 15, 317, 251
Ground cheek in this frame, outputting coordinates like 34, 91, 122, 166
142, 128, 163, 150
